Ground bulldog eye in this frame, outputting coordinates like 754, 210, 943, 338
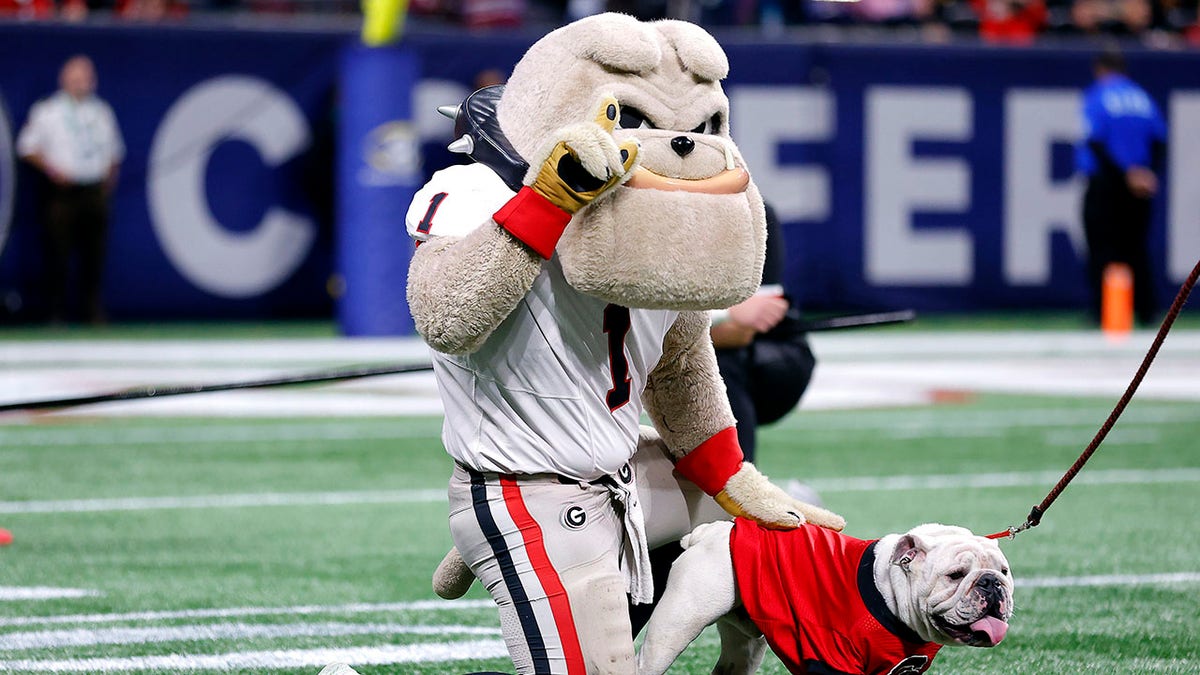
947, 570, 966, 581
689, 114, 724, 135
1001, 567, 1010, 576
618, 106, 655, 130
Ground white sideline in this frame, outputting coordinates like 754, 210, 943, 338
2, 467, 1197, 516
1017, 572, 1200, 588
0, 588, 100, 601
0, 640, 509, 672
0, 600, 493, 628
0, 621, 501, 650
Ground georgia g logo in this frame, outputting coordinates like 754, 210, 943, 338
560, 505, 587, 531
887, 655, 929, 675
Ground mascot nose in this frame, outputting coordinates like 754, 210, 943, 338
671, 136, 695, 158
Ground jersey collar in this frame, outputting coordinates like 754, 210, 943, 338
857, 541, 929, 646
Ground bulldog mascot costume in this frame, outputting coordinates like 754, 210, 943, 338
396, 12, 843, 675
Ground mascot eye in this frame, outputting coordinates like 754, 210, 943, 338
690, 114, 723, 135
947, 570, 966, 581
618, 106, 655, 130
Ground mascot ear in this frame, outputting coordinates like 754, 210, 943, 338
654, 20, 729, 82
570, 13, 662, 74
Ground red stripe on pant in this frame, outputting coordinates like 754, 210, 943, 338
500, 476, 587, 675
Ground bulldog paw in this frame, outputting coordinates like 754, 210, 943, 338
527, 95, 639, 214
715, 462, 845, 532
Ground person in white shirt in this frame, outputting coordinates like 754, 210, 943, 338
17, 54, 124, 324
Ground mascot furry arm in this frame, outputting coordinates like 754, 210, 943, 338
408, 224, 541, 355
645, 310, 844, 531
408, 95, 638, 355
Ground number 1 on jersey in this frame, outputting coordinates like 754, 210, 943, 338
416, 192, 448, 236
604, 304, 632, 411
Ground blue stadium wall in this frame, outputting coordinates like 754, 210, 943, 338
1, 23, 1198, 326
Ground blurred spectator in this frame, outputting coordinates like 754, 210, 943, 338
116, 0, 188, 19
3, 0, 1199, 45
1076, 48, 1166, 327
973, 0, 1047, 42
473, 68, 507, 89
16, 55, 124, 325
1060, 0, 1108, 34
59, 0, 87, 19
0, 0, 56, 19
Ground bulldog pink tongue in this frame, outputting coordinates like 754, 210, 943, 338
969, 616, 1008, 645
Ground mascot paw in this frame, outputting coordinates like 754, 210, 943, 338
715, 463, 845, 532
432, 546, 476, 599
528, 95, 639, 214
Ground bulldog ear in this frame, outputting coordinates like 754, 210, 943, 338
653, 20, 729, 82
891, 534, 928, 571
571, 13, 662, 75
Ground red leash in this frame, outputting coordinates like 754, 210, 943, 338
986, 259, 1200, 541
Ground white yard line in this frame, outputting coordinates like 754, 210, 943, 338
774, 405, 1196, 432
805, 467, 1200, 493
2, 467, 1196, 516
0, 600, 494, 628
0, 406, 1194, 449
0, 490, 447, 515
1018, 572, 1200, 588
0, 572, 1192, 670
1043, 428, 1161, 446
0, 588, 100, 602
0, 423, 441, 448
0, 622, 500, 651
0, 640, 509, 672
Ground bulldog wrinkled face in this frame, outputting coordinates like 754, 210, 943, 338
497, 14, 767, 311
551, 77, 765, 311
612, 102, 748, 194
894, 526, 1014, 648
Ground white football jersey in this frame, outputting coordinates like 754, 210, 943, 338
406, 164, 679, 480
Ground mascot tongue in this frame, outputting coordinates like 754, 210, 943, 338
969, 616, 1008, 646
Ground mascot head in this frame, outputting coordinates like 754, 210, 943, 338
497, 13, 766, 310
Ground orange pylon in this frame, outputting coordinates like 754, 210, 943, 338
1102, 262, 1134, 338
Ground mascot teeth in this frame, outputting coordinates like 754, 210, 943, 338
626, 166, 750, 194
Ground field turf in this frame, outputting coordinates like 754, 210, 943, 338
1, 321, 1198, 673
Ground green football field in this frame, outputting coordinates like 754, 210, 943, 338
1, 323, 1199, 673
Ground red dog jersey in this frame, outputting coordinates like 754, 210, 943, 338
729, 519, 942, 675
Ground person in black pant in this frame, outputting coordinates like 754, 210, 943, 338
709, 203, 815, 463
17, 55, 124, 324
1077, 48, 1166, 326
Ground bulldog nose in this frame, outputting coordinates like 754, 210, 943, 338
671, 136, 695, 158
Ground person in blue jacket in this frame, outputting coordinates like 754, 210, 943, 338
1077, 48, 1167, 326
